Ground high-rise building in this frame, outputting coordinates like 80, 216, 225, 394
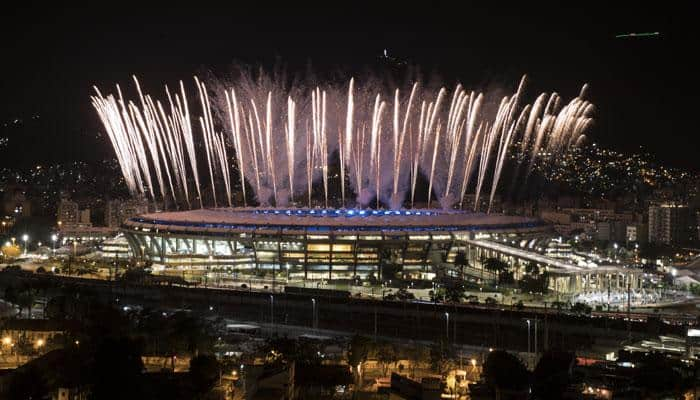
626, 223, 648, 244
57, 197, 80, 226
78, 209, 91, 225
648, 203, 692, 245
57, 195, 92, 230
106, 199, 150, 228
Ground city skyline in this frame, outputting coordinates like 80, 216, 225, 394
2, 5, 700, 400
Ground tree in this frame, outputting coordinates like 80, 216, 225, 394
483, 257, 512, 285
622, 351, 683, 396
571, 302, 592, 315
497, 270, 515, 285
525, 262, 540, 275
407, 343, 428, 378
189, 354, 221, 398
264, 336, 322, 367
6, 365, 49, 400
376, 342, 398, 376
90, 336, 145, 400
483, 350, 529, 393
3, 284, 19, 305
264, 336, 298, 365
532, 350, 575, 399
429, 288, 445, 303
444, 283, 466, 303
379, 248, 402, 282
7, 282, 41, 318
367, 273, 378, 286
483, 257, 508, 274
520, 262, 549, 294
395, 288, 415, 301
428, 339, 454, 376
484, 297, 498, 306
519, 271, 549, 294
165, 312, 214, 357
454, 251, 468, 280
347, 335, 372, 384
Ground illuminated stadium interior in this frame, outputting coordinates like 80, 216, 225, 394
122, 208, 548, 283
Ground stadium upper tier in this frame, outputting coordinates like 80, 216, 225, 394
124, 208, 548, 234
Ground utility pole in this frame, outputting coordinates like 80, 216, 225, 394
374, 306, 378, 341
544, 302, 549, 352
526, 319, 531, 365
627, 278, 632, 343
453, 308, 457, 345
311, 298, 316, 330
270, 295, 274, 333
534, 319, 538, 361
445, 312, 450, 341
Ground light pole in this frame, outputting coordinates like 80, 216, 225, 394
270, 294, 274, 331
311, 298, 316, 330
21, 234, 29, 255
526, 319, 531, 362
51, 234, 58, 255
534, 319, 538, 360
445, 312, 450, 341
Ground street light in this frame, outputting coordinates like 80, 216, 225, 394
270, 295, 274, 329
21, 234, 29, 254
445, 312, 450, 340
51, 234, 58, 255
526, 319, 531, 359
311, 298, 316, 329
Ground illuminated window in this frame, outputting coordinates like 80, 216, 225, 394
332, 244, 352, 252
307, 244, 331, 252
360, 235, 382, 240
409, 235, 430, 241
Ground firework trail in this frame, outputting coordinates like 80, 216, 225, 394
92, 70, 593, 213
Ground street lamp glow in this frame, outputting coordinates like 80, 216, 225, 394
471, 359, 477, 367
21, 234, 29, 254
36, 339, 45, 347
444, 312, 450, 339
2, 337, 12, 345
51, 234, 58, 242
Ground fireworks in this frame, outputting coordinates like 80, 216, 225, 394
92, 71, 594, 212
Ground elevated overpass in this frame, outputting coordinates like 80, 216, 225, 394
458, 238, 643, 294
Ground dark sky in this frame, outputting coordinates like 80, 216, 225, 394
1, 3, 696, 170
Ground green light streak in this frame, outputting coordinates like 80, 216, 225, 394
615, 32, 660, 38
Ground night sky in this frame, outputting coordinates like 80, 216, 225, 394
1, 4, 696, 170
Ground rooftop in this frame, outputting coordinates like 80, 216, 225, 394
128, 207, 545, 233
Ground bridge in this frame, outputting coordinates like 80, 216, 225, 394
457, 238, 644, 294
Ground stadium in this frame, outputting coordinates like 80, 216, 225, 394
97, 71, 594, 286
122, 208, 549, 283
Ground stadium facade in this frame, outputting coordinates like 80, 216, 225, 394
122, 208, 548, 281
